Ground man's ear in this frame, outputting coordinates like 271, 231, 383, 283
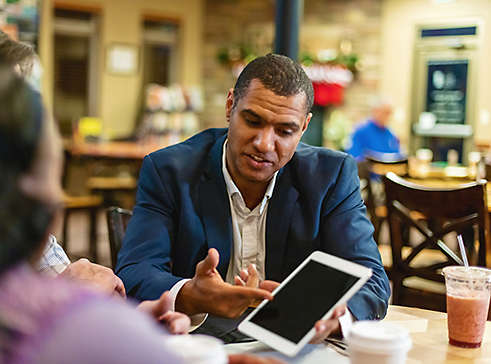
225, 88, 234, 123
302, 112, 312, 134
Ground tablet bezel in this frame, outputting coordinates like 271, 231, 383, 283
238, 251, 372, 357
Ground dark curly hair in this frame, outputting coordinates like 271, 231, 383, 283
0, 66, 53, 275
232, 53, 314, 114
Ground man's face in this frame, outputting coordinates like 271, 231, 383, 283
225, 79, 311, 191
372, 104, 392, 127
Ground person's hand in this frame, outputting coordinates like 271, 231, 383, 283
309, 304, 346, 344
137, 291, 191, 335
175, 249, 273, 318
60, 258, 126, 298
234, 264, 280, 306
228, 354, 285, 364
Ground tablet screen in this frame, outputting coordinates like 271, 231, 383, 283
249, 260, 359, 343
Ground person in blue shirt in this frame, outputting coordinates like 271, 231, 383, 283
347, 98, 400, 161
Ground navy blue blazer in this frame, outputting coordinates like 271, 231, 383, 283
116, 128, 390, 320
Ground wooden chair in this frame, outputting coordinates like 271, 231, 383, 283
357, 156, 408, 244
383, 172, 490, 312
106, 206, 133, 269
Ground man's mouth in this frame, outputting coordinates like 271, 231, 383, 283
245, 153, 273, 168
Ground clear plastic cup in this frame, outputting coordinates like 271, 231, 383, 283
347, 321, 412, 364
443, 266, 491, 348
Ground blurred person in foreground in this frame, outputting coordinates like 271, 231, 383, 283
0, 66, 282, 364
0, 29, 125, 297
347, 97, 401, 161
117, 54, 390, 342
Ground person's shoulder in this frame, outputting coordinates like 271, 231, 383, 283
291, 143, 353, 176
353, 119, 373, 133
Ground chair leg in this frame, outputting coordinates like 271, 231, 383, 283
62, 209, 70, 252
88, 208, 98, 263
391, 275, 403, 305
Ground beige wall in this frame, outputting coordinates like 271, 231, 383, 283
381, 0, 491, 147
39, 0, 203, 138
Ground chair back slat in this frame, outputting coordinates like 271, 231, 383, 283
106, 206, 133, 269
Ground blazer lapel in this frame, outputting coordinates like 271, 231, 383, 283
266, 167, 298, 282
198, 134, 233, 277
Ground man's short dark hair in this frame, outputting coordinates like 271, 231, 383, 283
232, 53, 314, 114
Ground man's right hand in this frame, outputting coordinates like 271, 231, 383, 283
175, 248, 273, 318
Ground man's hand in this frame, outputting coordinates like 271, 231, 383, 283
234, 264, 280, 307
60, 258, 126, 297
309, 304, 346, 343
175, 249, 273, 318
228, 354, 285, 364
137, 291, 191, 335
235, 263, 345, 343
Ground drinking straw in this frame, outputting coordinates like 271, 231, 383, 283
457, 234, 469, 268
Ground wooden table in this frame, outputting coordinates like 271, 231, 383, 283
225, 305, 491, 363
64, 139, 168, 161
387, 305, 491, 363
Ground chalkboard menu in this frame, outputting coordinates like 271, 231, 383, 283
426, 60, 468, 125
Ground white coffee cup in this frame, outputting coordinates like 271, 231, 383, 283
165, 334, 227, 364
347, 321, 412, 364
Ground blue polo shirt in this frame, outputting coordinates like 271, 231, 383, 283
347, 120, 400, 160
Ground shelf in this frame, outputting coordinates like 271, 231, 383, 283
413, 123, 473, 138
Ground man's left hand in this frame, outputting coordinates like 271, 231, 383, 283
310, 304, 345, 343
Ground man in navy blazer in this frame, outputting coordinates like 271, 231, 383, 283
117, 54, 390, 341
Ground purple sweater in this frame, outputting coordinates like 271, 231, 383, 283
0, 264, 186, 364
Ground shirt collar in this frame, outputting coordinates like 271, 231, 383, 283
222, 139, 277, 210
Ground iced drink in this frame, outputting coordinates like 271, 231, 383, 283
447, 294, 489, 347
443, 266, 491, 348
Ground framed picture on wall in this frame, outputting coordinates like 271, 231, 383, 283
106, 43, 139, 75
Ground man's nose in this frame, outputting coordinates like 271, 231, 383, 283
253, 128, 275, 153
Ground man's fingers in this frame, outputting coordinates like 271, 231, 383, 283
331, 304, 346, 319
310, 319, 337, 344
229, 285, 273, 301
196, 248, 220, 275
246, 264, 259, 288
259, 280, 280, 293
157, 291, 174, 314
160, 312, 191, 335
234, 275, 246, 286
240, 268, 249, 283
114, 276, 126, 298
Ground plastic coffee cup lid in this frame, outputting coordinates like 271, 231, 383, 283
348, 321, 412, 355
165, 334, 227, 364
442, 266, 491, 282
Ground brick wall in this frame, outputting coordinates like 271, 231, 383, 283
203, 0, 382, 146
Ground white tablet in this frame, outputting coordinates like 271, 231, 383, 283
238, 251, 372, 357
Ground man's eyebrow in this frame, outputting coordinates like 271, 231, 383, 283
241, 109, 301, 130
277, 121, 300, 131
241, 109, 261, 119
